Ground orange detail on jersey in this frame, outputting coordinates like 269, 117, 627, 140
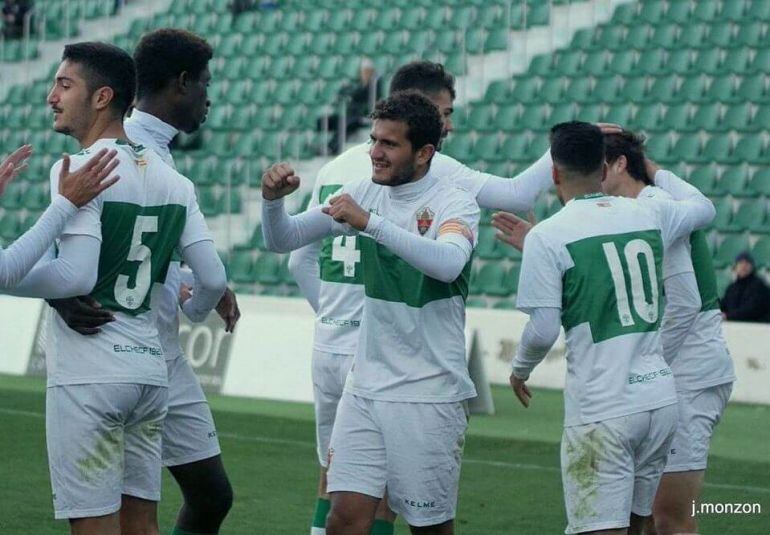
439, 219, 474, 242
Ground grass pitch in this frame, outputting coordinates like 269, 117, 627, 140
0, 374, 768, 533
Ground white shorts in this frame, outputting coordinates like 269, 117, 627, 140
46, 383, 167, 520
561, 404, 678, 534
162, 354, 221, 467
312, 349, 354, 467
665, 382, 732, 473
327, 392, 467, 527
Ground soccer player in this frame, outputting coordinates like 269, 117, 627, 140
499, 122, 715, 534
264, 91, 478, 535
49, 29, 237, 535
600, 132, 735, 535
9, 42, 227, 534
0, 145, 121, 287
287, 60, 554, 535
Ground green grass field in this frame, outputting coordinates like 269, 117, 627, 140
1, 374, 768, 533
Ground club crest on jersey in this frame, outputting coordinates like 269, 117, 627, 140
416, 207, 434, 235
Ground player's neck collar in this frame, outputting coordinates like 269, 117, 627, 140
572, 192, 605, 201
130, 109, 179, 147
389, 166, 437, 201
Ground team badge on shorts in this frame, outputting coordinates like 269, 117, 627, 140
416, 207, 434, 235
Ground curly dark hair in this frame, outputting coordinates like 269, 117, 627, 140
389, 60, 456, 100
133, 29, 213, 99
62, 42, 135, 117
371, 90, 442, 151
604, 130, 653, 185
549, 121, 605, 177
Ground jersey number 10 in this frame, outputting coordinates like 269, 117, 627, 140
602, 239, 659, 326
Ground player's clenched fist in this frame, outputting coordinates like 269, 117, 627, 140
262, 162, 300, 201
322, 194, 370, 231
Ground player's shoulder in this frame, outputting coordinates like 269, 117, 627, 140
318, 142, 371, 186
639, 185, 673, 201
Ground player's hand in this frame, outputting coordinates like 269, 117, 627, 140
47, 296, 114, 335
262, 162, 300, 200
0, 144, 32, 197
510, 373, 532, 408
644, 156, 660, 184
58, 148, 120, 207
492, 212, 532, 251
179, 284, 193, 306
322, 193, 370, 231
596, 122, 623, 135
216, 287, 241, 332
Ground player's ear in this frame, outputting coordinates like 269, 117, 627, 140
177, 71, 190, 93
601, 161, 609, 181
416, 144, 436, 167
552, 165, 560, 186
92, 86, 114, 111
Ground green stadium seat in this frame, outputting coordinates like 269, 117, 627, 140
748, 168, 770, 197
702, 134, 733, 164
548, 103, 576, 126
581, 50, 609, 77
706, 24, 733, 48
327, 9, 349, 32
554, 51, 582, 77
730, 135, 765, 164
645, 134, 672, 162
719, 166, 752, 198
466, 297, 488, 308
511, 77, 539, 104
467, 106, 495, 132
691, 103, 721, 132
476, 226, 502, 260
527, 55, 553, 77
255, 254, 282, 285
565, 78, 594, 103
518, 105, 548, 131
749, 49, 770, 74
571, 28, 594, 49
722, 48, 752, 75
675, 75, 707, 103
747, 104, 770, 132
625, 25, 651, 51
612, 2, 636, 24
688, 166, 719, 196
720, 0, 748, 21
720, 102, 751, 132
525, 136, 550, 162
677, 23, 706, 49
450, 6, 476, 32
527, 3, 550, 26
442, 134, 473, 162
620, 76, 647, 102
693, 0, 719, 22
603, 103, 633, 126
485, 28, 508, 52
639, 0, 665, 23
728, 199, 766, 232
0, 212, 21, 240
500, 136, 529, 162
609, 50, 636, 75
736, 21, 764, 47
576, 104, 602, 124
197, 187, 222, 217
666, 49, 695, 75
493, 104, 519, 132
0, 184, 22, 209
693, 48, 721, 76
649, 21, 678, 49
19, 184, 49, 211
752, 237, 770, 266
705, 75, 737, 104
474, 134, 501, 162
476, 263, 508, 296
595, 26, 623, 50
229, 251, 256, 284
715, 268, 732, 297
714, 234, 750, 268
712, 197, 734, 231
644, 75, 675, 103
747, 0, 770, 20
662, 103, 692, 131
540, 78, 565, 104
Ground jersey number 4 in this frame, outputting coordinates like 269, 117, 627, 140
115, 215, 158, 310
602, 239, 659, 326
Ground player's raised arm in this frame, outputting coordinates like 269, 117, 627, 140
261, 162, 339, 253
360, 191, 478, 283
646, 166, 716, 245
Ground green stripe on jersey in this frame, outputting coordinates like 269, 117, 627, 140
562, 230, 664, 343
318, 184, 365, 284
91, 202, 187, 315
689, 230, 720, 311
360, 236, 470, 307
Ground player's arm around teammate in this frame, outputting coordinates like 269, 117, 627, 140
0, 148, 120, 295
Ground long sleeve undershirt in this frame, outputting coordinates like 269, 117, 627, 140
511, 307, 562, 380
263, 198, 471, 284
179, 239, 228, 322
0, 195, 77, 289
287, 240, 321, 312
660, 271, 702, 365
654, 169, 716, 235
3, 233, 100, 299
475, 150, 553, 212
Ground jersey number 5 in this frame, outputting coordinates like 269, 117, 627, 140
115, 215, 158, 310
602, 239, 659, 326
